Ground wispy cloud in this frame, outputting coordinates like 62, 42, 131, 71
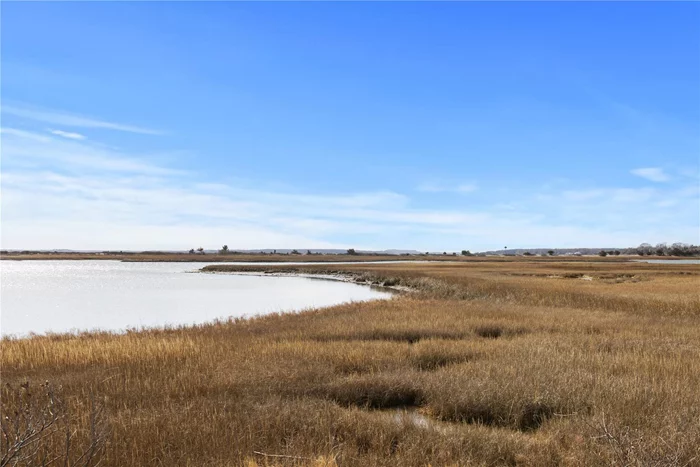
417, 181, 478, 194
631, 167, 670, 183
2, 127, 182, 176
456, 183, 478, 193
561, 189, 605, 201
2, 104, 162, 135
679, 167, 699, 179
0, 127, 52, 142
49, 129, 86, 140
1, 111, 697, 251
416, 182, 443, 193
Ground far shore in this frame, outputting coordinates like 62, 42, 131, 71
0, 251, 671, 262
0, 252, 420, 262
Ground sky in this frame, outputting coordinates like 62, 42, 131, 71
1, 2, 698, 252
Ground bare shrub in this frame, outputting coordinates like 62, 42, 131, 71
1, 381, 107, 467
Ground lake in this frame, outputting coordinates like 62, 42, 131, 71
0, 260, 393, 337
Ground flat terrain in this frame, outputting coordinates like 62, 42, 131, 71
0, 252, 423, 262
0, 251, 640, 263
2, 259, 699, 466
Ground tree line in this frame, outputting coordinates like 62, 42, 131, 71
628, 243, 700, 257
185, 243, 699, 257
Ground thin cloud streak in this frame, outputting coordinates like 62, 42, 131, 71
49, 129, 86, 140
456, 183, 478, 193
631, 167, 671, 183
417, 182, 478, 194
2, 128, 182, 176
2, 104, 162, 135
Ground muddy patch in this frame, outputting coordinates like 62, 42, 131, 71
311, 330, 466, 344
410, 351, 476, 371
505, 272, 645, 283
475, 326, 503, 339
317, 377, 424, 410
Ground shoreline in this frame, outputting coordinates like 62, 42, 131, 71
199, 269, 415, 293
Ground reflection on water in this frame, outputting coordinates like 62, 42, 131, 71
632, 259, 700, 264
0, 261, 392, 337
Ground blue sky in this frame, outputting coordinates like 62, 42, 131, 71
2, 2, 698, 251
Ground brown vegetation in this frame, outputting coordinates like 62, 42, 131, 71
2, 259, 699, 465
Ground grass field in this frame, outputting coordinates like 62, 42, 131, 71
2, 259, 699, 466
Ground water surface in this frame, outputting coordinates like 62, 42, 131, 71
0, 261, 392, 337
632, 259, 700, 264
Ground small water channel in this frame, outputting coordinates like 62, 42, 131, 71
631, 259, 700, 264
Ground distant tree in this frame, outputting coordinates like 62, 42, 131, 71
461, 250, 472, 256
598, 250, 608, 257
188, 248, 195, 254
291, 249, 300, 255
443, 252, 447, 255
197, 247, 204, 255
614, 250, 620, 256
670, 243, 687, 256
452, 252, 457, 256
523, 252, 533, 256
306, 250, 312, 255
547, 250, 555, 256
425, 252, 429, 255
637, 243, 653, 256
219, 245, 229, 254
347, 248, 357, 255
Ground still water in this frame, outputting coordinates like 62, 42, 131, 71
0, 261, 392, 337
632, 259, 700, 264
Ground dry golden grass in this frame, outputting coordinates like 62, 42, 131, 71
2, 259, 699, 466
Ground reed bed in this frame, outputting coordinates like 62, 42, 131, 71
2, 259, 699, 466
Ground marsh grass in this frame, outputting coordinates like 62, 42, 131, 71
2, 260, 699, 465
